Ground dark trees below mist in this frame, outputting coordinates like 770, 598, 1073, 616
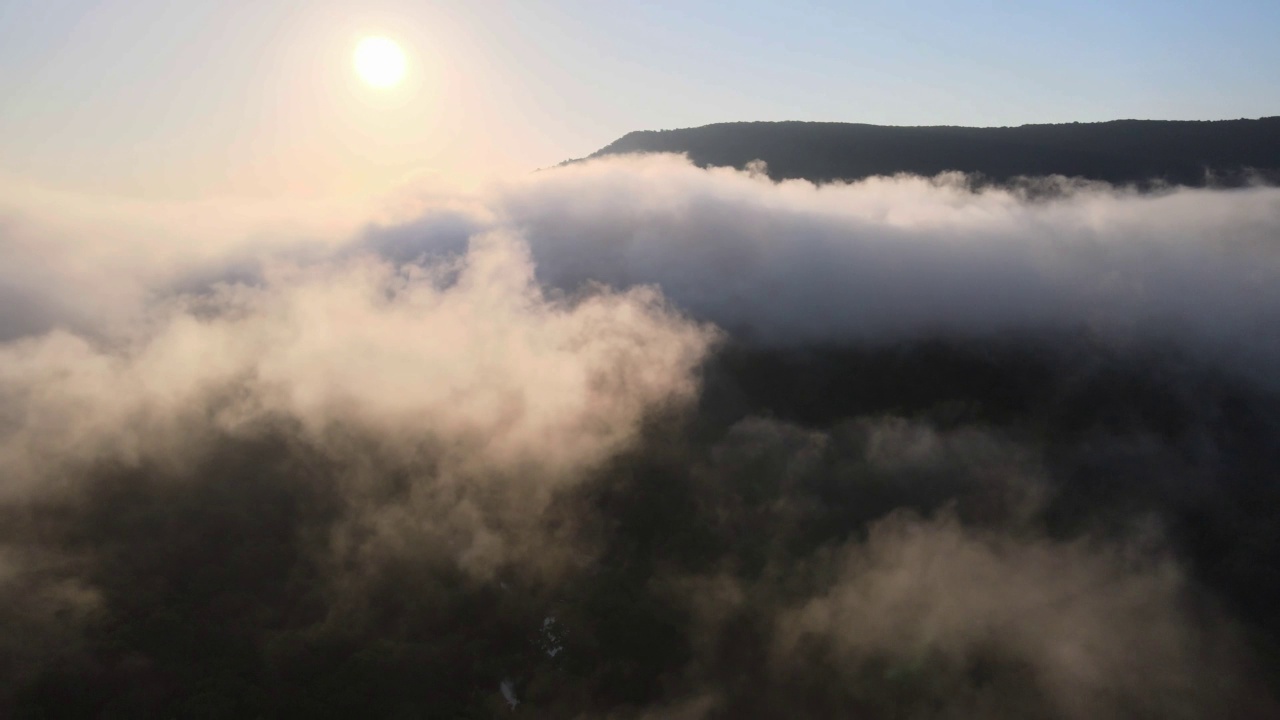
7, 337, 1280, 718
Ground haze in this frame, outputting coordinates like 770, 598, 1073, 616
3, 1, 1280, 718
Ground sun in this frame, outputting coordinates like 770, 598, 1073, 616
354, 36, 407, 89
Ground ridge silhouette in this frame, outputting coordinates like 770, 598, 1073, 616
582, 117, 1280, 186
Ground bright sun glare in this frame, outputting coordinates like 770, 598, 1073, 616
354, 37, 407, 89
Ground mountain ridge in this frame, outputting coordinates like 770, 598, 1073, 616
578, 117, 1280, 186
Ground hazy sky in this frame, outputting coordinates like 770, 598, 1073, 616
1, 0, 1277, 203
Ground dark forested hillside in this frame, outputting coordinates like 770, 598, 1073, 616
585, 118, 1280, 186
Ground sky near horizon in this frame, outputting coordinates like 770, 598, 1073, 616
1, 0, 1277, 205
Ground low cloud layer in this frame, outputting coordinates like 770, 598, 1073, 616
1, 230, 710, 574
1, 156, 1278, 716
502, 157, 1280, 377
9, 154, 1280, 371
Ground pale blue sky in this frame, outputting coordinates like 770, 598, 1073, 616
1, 0, 1277, 201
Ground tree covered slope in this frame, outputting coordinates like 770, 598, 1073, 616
586, 117, 1280, 186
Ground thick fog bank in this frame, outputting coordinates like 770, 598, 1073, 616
1, 156, 1278, 717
